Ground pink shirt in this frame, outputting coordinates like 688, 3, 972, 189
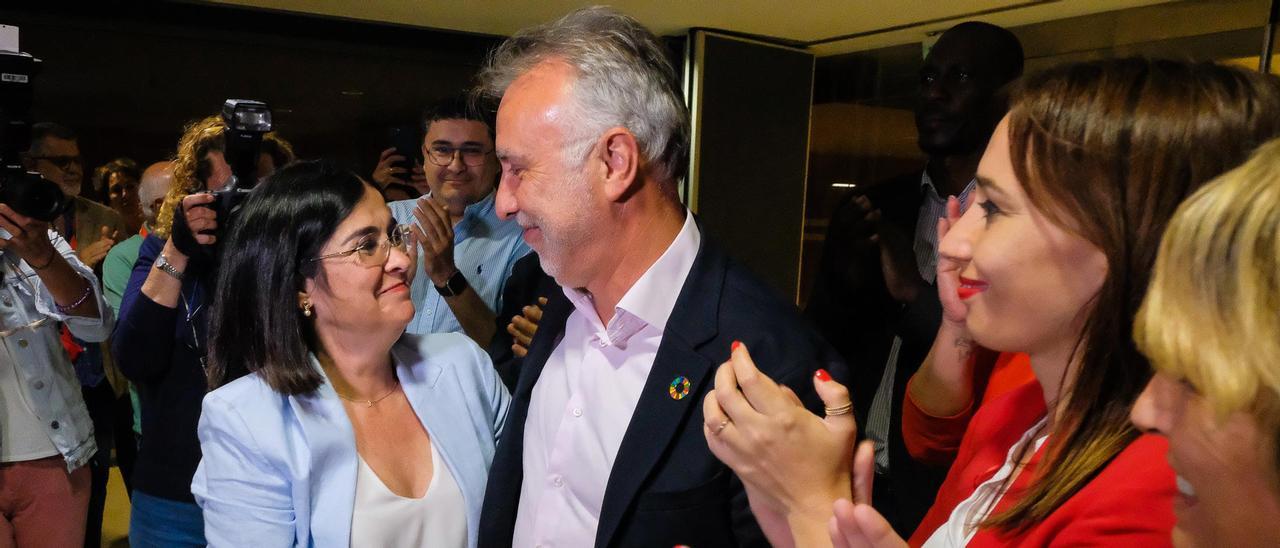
513, 213, 701, 548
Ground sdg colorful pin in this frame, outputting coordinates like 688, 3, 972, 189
669, 376, 691, 400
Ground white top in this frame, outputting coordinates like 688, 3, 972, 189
513, 212, 702, 548
0, 237, 111, 471
923, 417, 1049, 547
0, 350, 58, 461
350, 443, 467, 548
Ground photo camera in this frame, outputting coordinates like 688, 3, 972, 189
209, 98, 271, 219
0, 48, 70, 222
171, 98, 272, 269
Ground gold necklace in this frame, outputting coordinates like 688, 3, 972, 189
335, 378, 400, 408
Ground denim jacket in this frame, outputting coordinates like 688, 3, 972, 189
0, 229, 114, 471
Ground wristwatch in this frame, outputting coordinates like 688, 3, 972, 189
155, 253, 185, 281
434, 270, 469, 297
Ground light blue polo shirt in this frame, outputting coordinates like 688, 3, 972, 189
389, 192, 532, 336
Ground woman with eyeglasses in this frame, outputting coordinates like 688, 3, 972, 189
191, 160, 509, 547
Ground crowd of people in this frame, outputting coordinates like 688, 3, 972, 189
2, 5, 1279, 548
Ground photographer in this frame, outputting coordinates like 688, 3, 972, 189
24, 121, 127, 547
111, 114, 292, 547
0, 202, 114, 546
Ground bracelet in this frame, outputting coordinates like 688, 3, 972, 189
28, 248, 56, 270
55, 282, 93, 313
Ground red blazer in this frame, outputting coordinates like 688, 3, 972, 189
908, 379, 1176, 547
902, 352, 1035, 466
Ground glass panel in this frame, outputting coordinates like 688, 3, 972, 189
801, 0, 1274, 306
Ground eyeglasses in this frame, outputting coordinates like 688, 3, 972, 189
425, 144, 493, 167
309, 224, 415, 267
29, 155, 82, 170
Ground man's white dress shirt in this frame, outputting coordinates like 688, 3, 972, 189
513, 213, 701, 548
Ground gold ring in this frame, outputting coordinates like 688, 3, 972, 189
715, 420, 730, 434
824, 403, 853, 416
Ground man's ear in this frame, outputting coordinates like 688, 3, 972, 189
597, 127, 640, 202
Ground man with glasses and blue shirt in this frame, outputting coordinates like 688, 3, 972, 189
381, 97, 531, 347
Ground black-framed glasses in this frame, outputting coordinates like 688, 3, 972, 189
308, 224, 415, 267
425, 144, 493, 167
28, 155, 82, 170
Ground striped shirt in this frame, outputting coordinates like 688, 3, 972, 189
389, 192, 532, 336
914, 172, 976, 283
866, 171, 975, 472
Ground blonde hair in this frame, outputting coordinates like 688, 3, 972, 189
154, 115, 295, 239
1135, 137, 1280, 429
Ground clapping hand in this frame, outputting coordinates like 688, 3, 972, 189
855, 195, 922, 303
76, 225, 119, 269
702, 343, 857, 547
409, 197, 458, 287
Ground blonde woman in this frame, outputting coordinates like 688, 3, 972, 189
1130, 137, 1280, 546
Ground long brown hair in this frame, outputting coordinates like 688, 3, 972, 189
986, 58, 1280, 532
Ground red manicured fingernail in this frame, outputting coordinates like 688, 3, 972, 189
731, 340, 741, 351
815, 369, 832, 382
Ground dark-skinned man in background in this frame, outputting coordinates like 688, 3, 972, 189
805, 21, 1024, 536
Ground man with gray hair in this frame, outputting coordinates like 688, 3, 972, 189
477, 7, 846, 547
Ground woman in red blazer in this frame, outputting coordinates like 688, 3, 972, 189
701, 58, 1280, 547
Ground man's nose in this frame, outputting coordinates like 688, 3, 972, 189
495, 175, 518, 221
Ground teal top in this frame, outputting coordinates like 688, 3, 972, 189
102, 231, 146, 435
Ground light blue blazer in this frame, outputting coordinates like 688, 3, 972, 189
191, 333, 510, 547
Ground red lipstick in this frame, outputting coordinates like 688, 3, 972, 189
957, 276, 988, 300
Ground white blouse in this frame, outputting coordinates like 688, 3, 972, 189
922, 417, 1049, 547
350, 443, 467, 548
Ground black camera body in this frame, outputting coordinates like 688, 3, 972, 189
0, 48, 70, 223
208, 99, 271, 221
